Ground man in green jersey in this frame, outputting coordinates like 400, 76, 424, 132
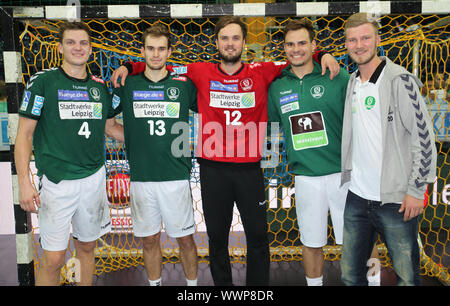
106, 24, 198, 286
267, 19, 350, 286
15, 22, 117, 285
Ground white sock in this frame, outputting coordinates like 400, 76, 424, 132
149, 278, 162, 286
368, 271, 381, 286
186, 278, 198, 286
305, 275, 323, 286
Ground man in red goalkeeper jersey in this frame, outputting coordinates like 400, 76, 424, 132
111, 16, 340, 286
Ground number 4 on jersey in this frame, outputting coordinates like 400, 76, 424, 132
78, 121, 91, 139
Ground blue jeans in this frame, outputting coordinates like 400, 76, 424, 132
341, 191, 421, 286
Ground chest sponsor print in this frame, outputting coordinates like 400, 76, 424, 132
58, 102, 103, 119
133, 91, 164, 101
58, 90, 89, 101
133, 101, 180, 118
210, 81, 239, 92
365, 96, 376, 110
209, 91, 255, 109
279, 93, 299, 114
310, 85, 325, 99
289, 111, 328, 150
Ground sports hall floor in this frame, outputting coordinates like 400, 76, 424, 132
0, 234, 446, 286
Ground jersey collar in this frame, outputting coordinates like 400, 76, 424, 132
141, 70, 171, 83
217, 62, 245, 76
356, 59, 386, 84
58, 66, 90, 82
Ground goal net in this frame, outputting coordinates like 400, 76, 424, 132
8, 2, 449, 284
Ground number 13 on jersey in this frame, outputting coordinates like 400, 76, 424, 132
148, 119, 166, 136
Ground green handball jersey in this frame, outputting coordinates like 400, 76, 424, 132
113, 72, 197, 182
19, 67, 114, 184
268, 63, 350, 176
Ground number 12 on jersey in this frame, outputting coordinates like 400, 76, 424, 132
224, 110, 242, 126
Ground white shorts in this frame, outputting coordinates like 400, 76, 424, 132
295, 172, 349, 248
130, 179, 195, 238
38, 167, 111, 251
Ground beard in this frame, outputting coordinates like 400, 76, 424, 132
289, 56, 309, 68
218, 50, 242, 64
350, 48, 377, 66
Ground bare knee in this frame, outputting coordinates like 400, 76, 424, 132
142, 232, 161, 250
74, 240, 96, 254
176, 235, 196, 252
42, 250, 66, 271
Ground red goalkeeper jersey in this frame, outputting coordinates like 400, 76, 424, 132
128, 55, 321, 163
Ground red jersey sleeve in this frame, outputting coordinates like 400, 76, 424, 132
129, 61, 145, 75
127, 49, 324, 76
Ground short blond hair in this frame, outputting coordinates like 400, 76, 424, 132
344, 12, 379, 36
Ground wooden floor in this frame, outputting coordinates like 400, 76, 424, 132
0, 234, 444, 286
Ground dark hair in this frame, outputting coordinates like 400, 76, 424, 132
214, 16, 247, 40
141, 23, 171, 49
283, 18, 315, 42
58, 22, 92, 44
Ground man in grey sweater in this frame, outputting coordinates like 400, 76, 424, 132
340, 13, 437, 286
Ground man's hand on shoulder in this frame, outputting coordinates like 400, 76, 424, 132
111, 65, 129, 88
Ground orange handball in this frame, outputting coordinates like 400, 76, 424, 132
107, 172, 131, 206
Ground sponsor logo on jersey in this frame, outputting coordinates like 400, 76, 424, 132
222, 79, 238, 83
289, 111, 328, 150
58, 90, 89, 101
281, 102, 299, 114
20, 91, 31, 111
91, 75, 105, 84
310, 85, 325, 99
166, 103, 180, 117
133, 91, 164, 100
58, 102, 102, 119
167, 87, 180, 100
172, 66, 188, 75
112, 94, 121, 109
240, 78, 253, 91
148, 84, 164, 89
172, 76, 187, 82
280, 90, 292, 95
31, 96, 45, 116
133, 101, 180, 118
249, 63, 262, 69
89, 87, 101, 101
209, 91, 255, 109
365, 96, 376, 110
279, 93, 298, 105
210, 81, 238, 92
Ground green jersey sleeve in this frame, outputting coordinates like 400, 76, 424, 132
112, 86, 124, 116
19, 69, 50, 120
267, 84, 281, 123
